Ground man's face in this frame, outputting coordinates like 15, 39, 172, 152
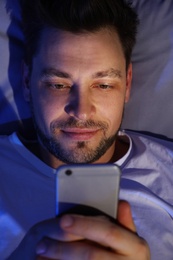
24, 27, 132, 167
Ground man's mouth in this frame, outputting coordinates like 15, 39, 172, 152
61, 128, 100, 141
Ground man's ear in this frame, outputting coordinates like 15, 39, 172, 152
125, 63, 132, 103
22, 61, 31, 102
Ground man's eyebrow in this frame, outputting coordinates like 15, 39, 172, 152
40, 68, 122, 80
40, 68, 72, 79
92, 68, 122, 79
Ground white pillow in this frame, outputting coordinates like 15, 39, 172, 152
122, 0, 173, 139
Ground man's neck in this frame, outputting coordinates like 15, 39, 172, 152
109, 134, 130, 163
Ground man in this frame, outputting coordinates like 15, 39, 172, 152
1, 0, 173, 259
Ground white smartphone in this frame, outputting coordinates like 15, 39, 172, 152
55, 164, 121, 218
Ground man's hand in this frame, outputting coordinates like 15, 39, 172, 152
8, 201, 150, 259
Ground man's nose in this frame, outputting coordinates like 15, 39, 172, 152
64, 87, 96, 120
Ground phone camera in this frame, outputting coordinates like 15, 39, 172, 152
65, 169, 72, 176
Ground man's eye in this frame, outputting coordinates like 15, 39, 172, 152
52, 84, 65, 89
47, 83, 70, 90
98, 84, 112, 89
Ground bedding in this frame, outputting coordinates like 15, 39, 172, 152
122, 0, 173, 139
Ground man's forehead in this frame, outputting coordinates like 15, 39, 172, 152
32, 27, 125, 77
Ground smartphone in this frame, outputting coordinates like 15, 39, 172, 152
55, 164, 121, 218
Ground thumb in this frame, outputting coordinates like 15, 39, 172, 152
117, 200, 137, 232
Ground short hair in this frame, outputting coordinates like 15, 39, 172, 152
20, 0, 139, 69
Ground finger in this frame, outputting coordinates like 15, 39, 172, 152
29, 217, 82, 242
36, 238, 117, 260
59, 214, 148, 256
117, 200, 137, 232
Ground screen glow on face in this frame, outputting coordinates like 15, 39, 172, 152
26, 28, 131, 167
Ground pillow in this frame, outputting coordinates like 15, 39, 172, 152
122, 0, 173, 139
0, 0, 31, 135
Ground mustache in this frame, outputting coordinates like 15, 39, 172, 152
51, 117, 108, 130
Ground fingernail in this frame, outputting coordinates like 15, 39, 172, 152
36, 241, 47, 254
61, 215, 74, 228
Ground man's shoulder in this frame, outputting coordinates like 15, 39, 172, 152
122, 129, 173, 168
0, 133, 19, 163
124, 129, 173, 149
0, 132, 24, 159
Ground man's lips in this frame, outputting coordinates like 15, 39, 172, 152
61, 128, 100, 141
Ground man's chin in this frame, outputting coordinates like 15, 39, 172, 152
52, 146, 98, 164
48, 141, 114, 164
